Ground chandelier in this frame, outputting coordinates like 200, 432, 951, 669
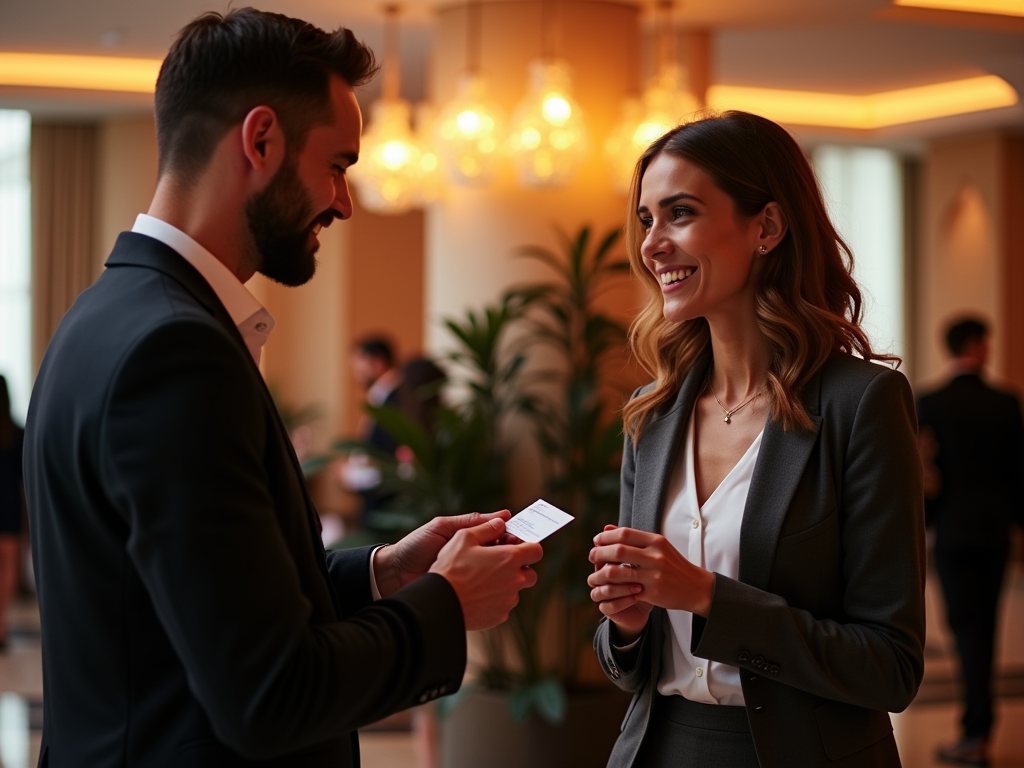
605, 1, 700, 193
349, 5, 433, 215
434, 1, 505, 185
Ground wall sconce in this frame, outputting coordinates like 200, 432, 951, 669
434, 1, 506, 185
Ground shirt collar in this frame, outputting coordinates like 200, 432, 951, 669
131, 214, 272, 332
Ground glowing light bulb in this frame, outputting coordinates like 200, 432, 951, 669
605, 64, 701, 194
508, 60, 588, 188
349, 98, 431, 214
435, 73, 506, 185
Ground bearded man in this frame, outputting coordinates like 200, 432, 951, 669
23, 9, 542, 767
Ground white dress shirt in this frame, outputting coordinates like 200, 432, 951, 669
656, 412, 763, 705
131, 214, 275, 366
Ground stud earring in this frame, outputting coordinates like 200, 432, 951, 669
758, 245, 768, 254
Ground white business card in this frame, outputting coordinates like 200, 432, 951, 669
504, 499, 574, 543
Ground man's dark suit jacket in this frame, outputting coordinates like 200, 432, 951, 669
595, 353, 926, 767
916, 372, 1024, 549
24, 232, 466, 767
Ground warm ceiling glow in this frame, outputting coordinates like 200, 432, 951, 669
0, 53, 161, 93
892, 0, 1024, 16
707, 75, 1018, 130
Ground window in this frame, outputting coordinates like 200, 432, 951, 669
0, 110, 32, 422
812, 146, 905, 361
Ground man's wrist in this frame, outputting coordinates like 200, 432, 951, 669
371, 544, 400, 599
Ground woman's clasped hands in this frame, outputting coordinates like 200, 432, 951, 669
588, 524, 716, 644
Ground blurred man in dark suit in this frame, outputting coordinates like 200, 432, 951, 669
918, 317, 1024, 767
24, 9, 542, 767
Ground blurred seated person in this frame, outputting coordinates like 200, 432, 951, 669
340, 336, 403, 516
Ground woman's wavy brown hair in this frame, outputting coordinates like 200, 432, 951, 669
623, 111, 897, 441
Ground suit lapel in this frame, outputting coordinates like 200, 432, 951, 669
633, 352, 712, 533
108, 233, 340, 608
738, 369, 823, 589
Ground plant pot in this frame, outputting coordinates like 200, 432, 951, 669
440, 686, 633, 768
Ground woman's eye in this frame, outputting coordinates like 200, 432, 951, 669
672, 206, 694, 220
639, 217, 653, 232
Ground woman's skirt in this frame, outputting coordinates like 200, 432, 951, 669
634, 694, 761, 767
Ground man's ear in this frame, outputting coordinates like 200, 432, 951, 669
755, 201, 788, 256
240, 106, 287, 180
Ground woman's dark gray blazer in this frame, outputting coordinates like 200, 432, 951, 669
594, 352, 926, 767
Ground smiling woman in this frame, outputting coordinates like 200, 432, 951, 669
589, 112, 926, 768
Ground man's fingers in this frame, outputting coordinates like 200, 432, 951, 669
511, 542, 544, 567
458, 517, 508, 545
521, 564, 539, 590
434, 509, 511, 536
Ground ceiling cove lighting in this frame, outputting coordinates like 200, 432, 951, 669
892, 0, 1024, 16
707, 75, 1018, 130
0, 53, 161, 93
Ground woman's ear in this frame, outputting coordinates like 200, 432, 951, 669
756, 202, 788, 256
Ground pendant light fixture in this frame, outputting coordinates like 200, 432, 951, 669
507, 0, 588, 188
435, 0, 505, 185
605, 0, 699, 194
349, 5, 429, 214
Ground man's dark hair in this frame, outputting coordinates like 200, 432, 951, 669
945, 317, 989, 356
154, 7, 377, 184
354, 336, 394, 367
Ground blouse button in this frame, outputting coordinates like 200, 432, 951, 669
696, 667, 704, 677
692, 519, 700, 529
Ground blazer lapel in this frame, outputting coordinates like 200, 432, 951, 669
738, 369, 823, 590
107, 233, 340, 606
633, 352, 712, 533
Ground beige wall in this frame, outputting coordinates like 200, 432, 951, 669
915, 132, 1024, 395
95, 116, 158, 275
915, 132, 1004, 389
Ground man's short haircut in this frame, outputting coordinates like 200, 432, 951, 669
945, 317, 989, 357
154, 7, 377, 184
354, 336, 395, 368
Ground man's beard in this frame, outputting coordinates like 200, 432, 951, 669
245, 155, 331, 287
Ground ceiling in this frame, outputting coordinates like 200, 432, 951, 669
1, 0, 1023, 143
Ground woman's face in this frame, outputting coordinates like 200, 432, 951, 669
637, 152, 764, 325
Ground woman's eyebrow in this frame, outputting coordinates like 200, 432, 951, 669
658, 192, 703, 208
637, 192, 704, 217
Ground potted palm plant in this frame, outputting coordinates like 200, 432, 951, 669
336, 226, 635, 767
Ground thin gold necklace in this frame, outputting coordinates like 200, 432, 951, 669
705, 377, 764, 424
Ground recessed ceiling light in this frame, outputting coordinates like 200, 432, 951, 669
892, 0, 1024, 17
99, 30, 125, 48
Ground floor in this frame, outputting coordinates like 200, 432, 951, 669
2, 564, 1022, 767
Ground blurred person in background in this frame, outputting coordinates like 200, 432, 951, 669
340, 335, 403, 520
0, 375, 23, 651
917, 316, 1024, 767
588, 112, 925, 767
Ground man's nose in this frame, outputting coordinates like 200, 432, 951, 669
334, 177, 354, 220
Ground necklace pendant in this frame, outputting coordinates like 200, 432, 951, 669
724, 414, 731, 424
